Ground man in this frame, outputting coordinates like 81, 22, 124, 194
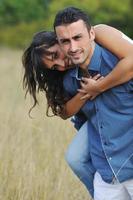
22, 24, 133, 200
54, 7, 133, 200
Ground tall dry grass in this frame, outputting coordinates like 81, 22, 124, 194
0, 48, 91, 200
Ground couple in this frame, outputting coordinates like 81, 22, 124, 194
23, 7, 133, 200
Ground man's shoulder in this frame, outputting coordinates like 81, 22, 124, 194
95, 42, 117, 58
99, 43, 119, 69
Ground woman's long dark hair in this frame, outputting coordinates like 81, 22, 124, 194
22, 31, 68, 116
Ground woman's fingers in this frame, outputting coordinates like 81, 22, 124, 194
81, 74, 104, 82
97, 76, 104, 81
92, 74, 101, 80
77, 89, 86, 94
81, 77, 91, 83
80, 93, 91, 100
80, 80, 86, 88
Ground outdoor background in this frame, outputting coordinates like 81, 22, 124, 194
0, 0, 133, 200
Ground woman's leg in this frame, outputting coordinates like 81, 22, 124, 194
65, 121, 95, 198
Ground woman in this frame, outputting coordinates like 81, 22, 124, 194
23, 24, 133, 118
22, 25, 133, 198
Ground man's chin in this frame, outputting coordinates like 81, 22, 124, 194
72, 60, 82, 65
70, 57, 83, 64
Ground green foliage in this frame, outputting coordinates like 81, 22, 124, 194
0, 20, 51, 48
0, 0, 49, 26
0, 0, 132, 48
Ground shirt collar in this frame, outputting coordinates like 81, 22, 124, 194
88, 43, 102, 71
69, 43, 102, 80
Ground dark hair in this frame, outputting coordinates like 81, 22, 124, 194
54, 6, 91, 31
22, 31, 68, 117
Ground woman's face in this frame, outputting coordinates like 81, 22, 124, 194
42, 43, 73, 71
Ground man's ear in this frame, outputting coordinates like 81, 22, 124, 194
89, 27, 95, 41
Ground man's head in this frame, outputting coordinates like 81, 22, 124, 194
54, 7, 95, 68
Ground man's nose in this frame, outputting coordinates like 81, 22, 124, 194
69, 41, 78, 53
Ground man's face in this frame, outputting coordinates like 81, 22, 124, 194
55, 20, 95, 68
42, 43, 73, 71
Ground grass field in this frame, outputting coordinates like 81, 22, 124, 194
0, 48, 91, 200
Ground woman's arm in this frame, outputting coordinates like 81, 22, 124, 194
59, 75, 101, 119
92, 24, 133, 93
59, 91, 89, 119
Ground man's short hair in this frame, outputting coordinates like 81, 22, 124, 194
54, 7, 91, 31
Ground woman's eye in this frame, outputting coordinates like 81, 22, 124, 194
53, 52, 58, 59
51, 64, 58, 70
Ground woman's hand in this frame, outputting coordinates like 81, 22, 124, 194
78, 74, 104, 100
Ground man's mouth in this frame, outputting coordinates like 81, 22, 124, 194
69, 51, 82, 59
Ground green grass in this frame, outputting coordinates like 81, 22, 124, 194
0, 48, 91, 200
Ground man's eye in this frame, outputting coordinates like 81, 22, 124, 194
74, 36, 81, 40
60, 40, 69, 45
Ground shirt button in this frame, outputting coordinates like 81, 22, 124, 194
109, 157, 112, 160
103, 141, 107, 145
